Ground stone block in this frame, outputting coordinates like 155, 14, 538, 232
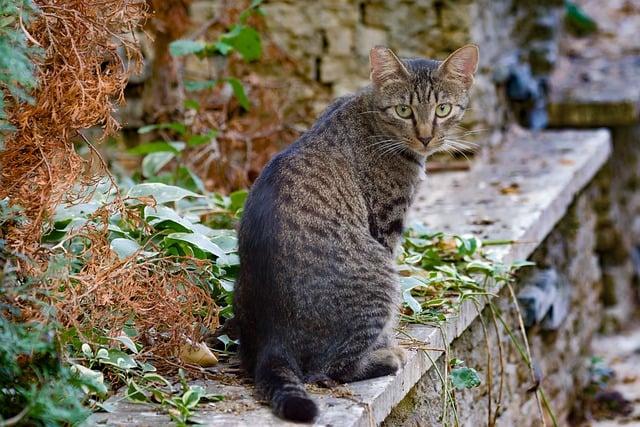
355, 26, 388, 58
319, 56, 351, 83
326, 26, 354, 55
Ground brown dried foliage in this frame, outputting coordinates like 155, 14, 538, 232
7, 200, 218, 359
53, 206, 216, 356
135, 0, 322, 192
0, 1, 218, 360
188, 2, 317, 191
0, 0, 146, 258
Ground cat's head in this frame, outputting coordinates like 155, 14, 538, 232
368, 45, 479, 157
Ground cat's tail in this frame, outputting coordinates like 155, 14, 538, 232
255, 348, 318, 422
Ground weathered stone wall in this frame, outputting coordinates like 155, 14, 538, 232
186, 0, 562, 144
593, 125, 640, 331
384, 185, 602, 426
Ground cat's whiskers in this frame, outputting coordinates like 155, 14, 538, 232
371, 138, 412, 161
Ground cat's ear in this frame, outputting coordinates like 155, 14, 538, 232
369, 46, 410, 88
438, 44, 479, 89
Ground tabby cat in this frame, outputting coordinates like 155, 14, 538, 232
234, 44, 479, 422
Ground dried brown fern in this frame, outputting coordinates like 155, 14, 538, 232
0, 0, 146, 260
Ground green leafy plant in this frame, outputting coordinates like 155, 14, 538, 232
397, 224, 534, 324
449, 359, 482, 390
168, 0, 264, 111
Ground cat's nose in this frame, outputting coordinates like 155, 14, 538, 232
418, 136, 433, 147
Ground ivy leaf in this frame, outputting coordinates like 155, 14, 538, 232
169, 39, 205, 57
450, 366, 482, 390
225, 77, 250, 110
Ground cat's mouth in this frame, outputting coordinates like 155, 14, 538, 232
411, 137, 446, 157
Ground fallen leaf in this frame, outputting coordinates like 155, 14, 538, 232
499, 183, 520, 195
180, 342, 218, 367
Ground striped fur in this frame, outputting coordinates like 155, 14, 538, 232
234, 46, 478, 422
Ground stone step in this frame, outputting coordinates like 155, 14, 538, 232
90, 128, 612, 427
548, 56, 640, 127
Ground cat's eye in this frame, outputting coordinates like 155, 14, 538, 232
435, 103, 452, 118
394, 104, 413, 119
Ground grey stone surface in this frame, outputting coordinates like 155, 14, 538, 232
548, 56, 640, 127
90, 129, 611, 426
386, 182, 603, 426
253, 0, 562, 140
592, 125, 640, 332
586, 324, 640, 425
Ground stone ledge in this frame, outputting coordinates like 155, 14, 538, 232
91, 129, 612, 427
548, 56, 640, 127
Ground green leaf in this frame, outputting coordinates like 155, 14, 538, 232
565, 1, 597, 35
127, 183, 202, 204
510, 260, 536, 269
165, 232, 227, 259
229, 189, 249, 211
456, 235, 479, 257
142, 152, 175, 178
143, 373, 172, 387
98, 349, 137, 370
450, 366, 482, 390
210, 234, 238, 253
217, 253, 239, 267
184, 79, 217, 92
127, 141, 185, 155
184, 99, 200, 110
169, 39, 206, 57
138, 122, 187, 135
126, 380, 149, 403
219, 25, 261, 61
144, 205, 195, 233
399, 276, 425, 314
96, 348, 109, 359
213, 40, 233, 55
225, 77, 250, 110
71, 364, 108, 396
114, 335, 139, 354
217, 334, 239, 351
182, 388, 202, 409
53, 202, 100, 222
187, 130, 217, 146
110, 238, 141, 259
81, 343, 93, 358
